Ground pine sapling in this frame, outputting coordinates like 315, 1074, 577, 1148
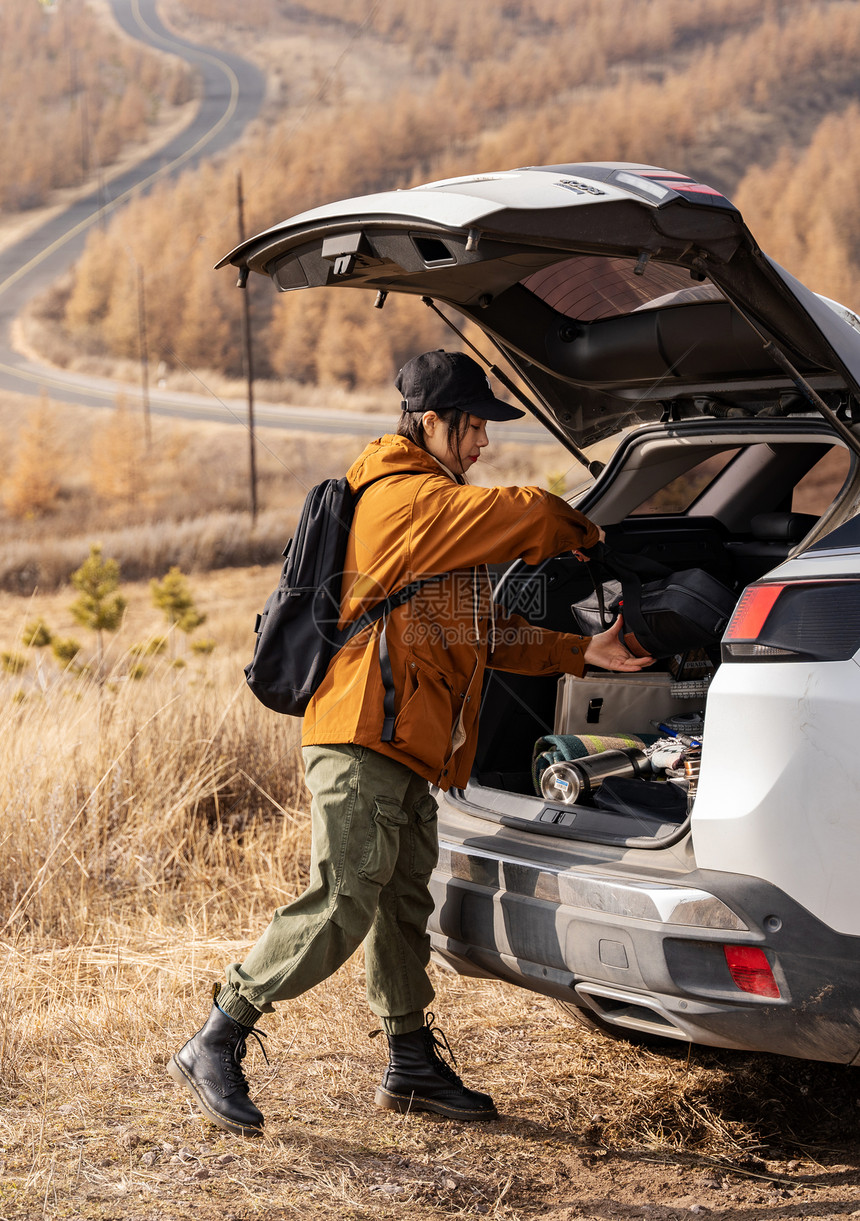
21, 619, 53, 649
150, 567, 206, 658
69, 544, 127, 673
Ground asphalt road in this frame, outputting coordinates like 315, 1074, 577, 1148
0, 1, 554, 445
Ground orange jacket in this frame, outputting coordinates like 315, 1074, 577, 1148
302, 435, 600, 789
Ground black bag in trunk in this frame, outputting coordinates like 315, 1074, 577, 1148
583, 544, 737, 659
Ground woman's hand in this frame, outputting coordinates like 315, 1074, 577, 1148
583, 616, 654, 671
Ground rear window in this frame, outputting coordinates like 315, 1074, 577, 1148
520, 255, 707, 322
792, 446, 851, 515
630, 450, 741, 515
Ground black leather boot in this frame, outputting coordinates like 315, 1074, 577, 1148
168, 995, 267, 1137
374, 1013, 498, 1121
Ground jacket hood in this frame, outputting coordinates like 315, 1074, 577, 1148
346, 433, 449, 490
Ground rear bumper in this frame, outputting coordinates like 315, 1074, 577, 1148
428, 808, 860, 1064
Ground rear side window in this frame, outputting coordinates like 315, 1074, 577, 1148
630, 450, 740, 515
792, 446, 851, 515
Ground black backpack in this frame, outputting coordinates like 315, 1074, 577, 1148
245, 474, 443, 738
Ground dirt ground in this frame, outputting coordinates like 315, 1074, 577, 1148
3, 954, 860, 1221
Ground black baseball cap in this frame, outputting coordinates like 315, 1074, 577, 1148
395, 350, 526, 422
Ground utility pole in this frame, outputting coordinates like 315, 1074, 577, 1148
137, 265, 151, 448
237, 172, 258, 525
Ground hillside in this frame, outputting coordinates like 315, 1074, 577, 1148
32, 0, 860, 396
0, 0, 193, 216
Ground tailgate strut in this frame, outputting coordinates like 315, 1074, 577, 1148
728, 298, 860, 462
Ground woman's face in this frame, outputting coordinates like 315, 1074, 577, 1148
421, 412, 489, 475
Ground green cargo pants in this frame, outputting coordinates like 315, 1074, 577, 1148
218, 744, 439, 1035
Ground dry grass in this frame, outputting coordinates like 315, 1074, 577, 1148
2, 571, 860, 1220
0, 386, 574, 594
0, 509, 293, 594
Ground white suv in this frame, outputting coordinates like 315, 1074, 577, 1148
223, 163, 860, 1064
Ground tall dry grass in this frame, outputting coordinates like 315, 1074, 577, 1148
0, 567, 310, 1051
0, 509, 291, 595
0, 654, 307, 942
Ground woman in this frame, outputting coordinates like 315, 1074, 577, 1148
169, 350, 653, 1136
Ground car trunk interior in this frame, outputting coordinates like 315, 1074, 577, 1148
464, 420, 855, 847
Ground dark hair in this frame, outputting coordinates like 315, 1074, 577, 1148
396, 408, 468, 482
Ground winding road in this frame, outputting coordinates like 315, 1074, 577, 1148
0, 1, 549, 444
0, 0, 289, 424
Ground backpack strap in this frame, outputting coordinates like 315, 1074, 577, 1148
341, 469, 457, 741
337, 574, 446, 645
338, 574, 448, 743
378, 618, 398, 743
377, 576, 447, 741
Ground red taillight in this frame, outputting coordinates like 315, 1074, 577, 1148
723, 945, 780, 998
722, 579, 860, 662
724, 584, 784, 640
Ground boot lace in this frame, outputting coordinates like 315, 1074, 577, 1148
422, 1013, 465, 1088
222, 1026, 268, 1094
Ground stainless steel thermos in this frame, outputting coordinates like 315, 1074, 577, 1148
539, 748, 650, 805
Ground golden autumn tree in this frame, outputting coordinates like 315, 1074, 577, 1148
734, 104, 860, 312
3, 397, 63, 519
89, 398, 147, 507
172, 225, 243, 374
53, 0, 860, 389
64, 227, 122, 337
101, 263, 145, 362
265, 292, 329, 384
